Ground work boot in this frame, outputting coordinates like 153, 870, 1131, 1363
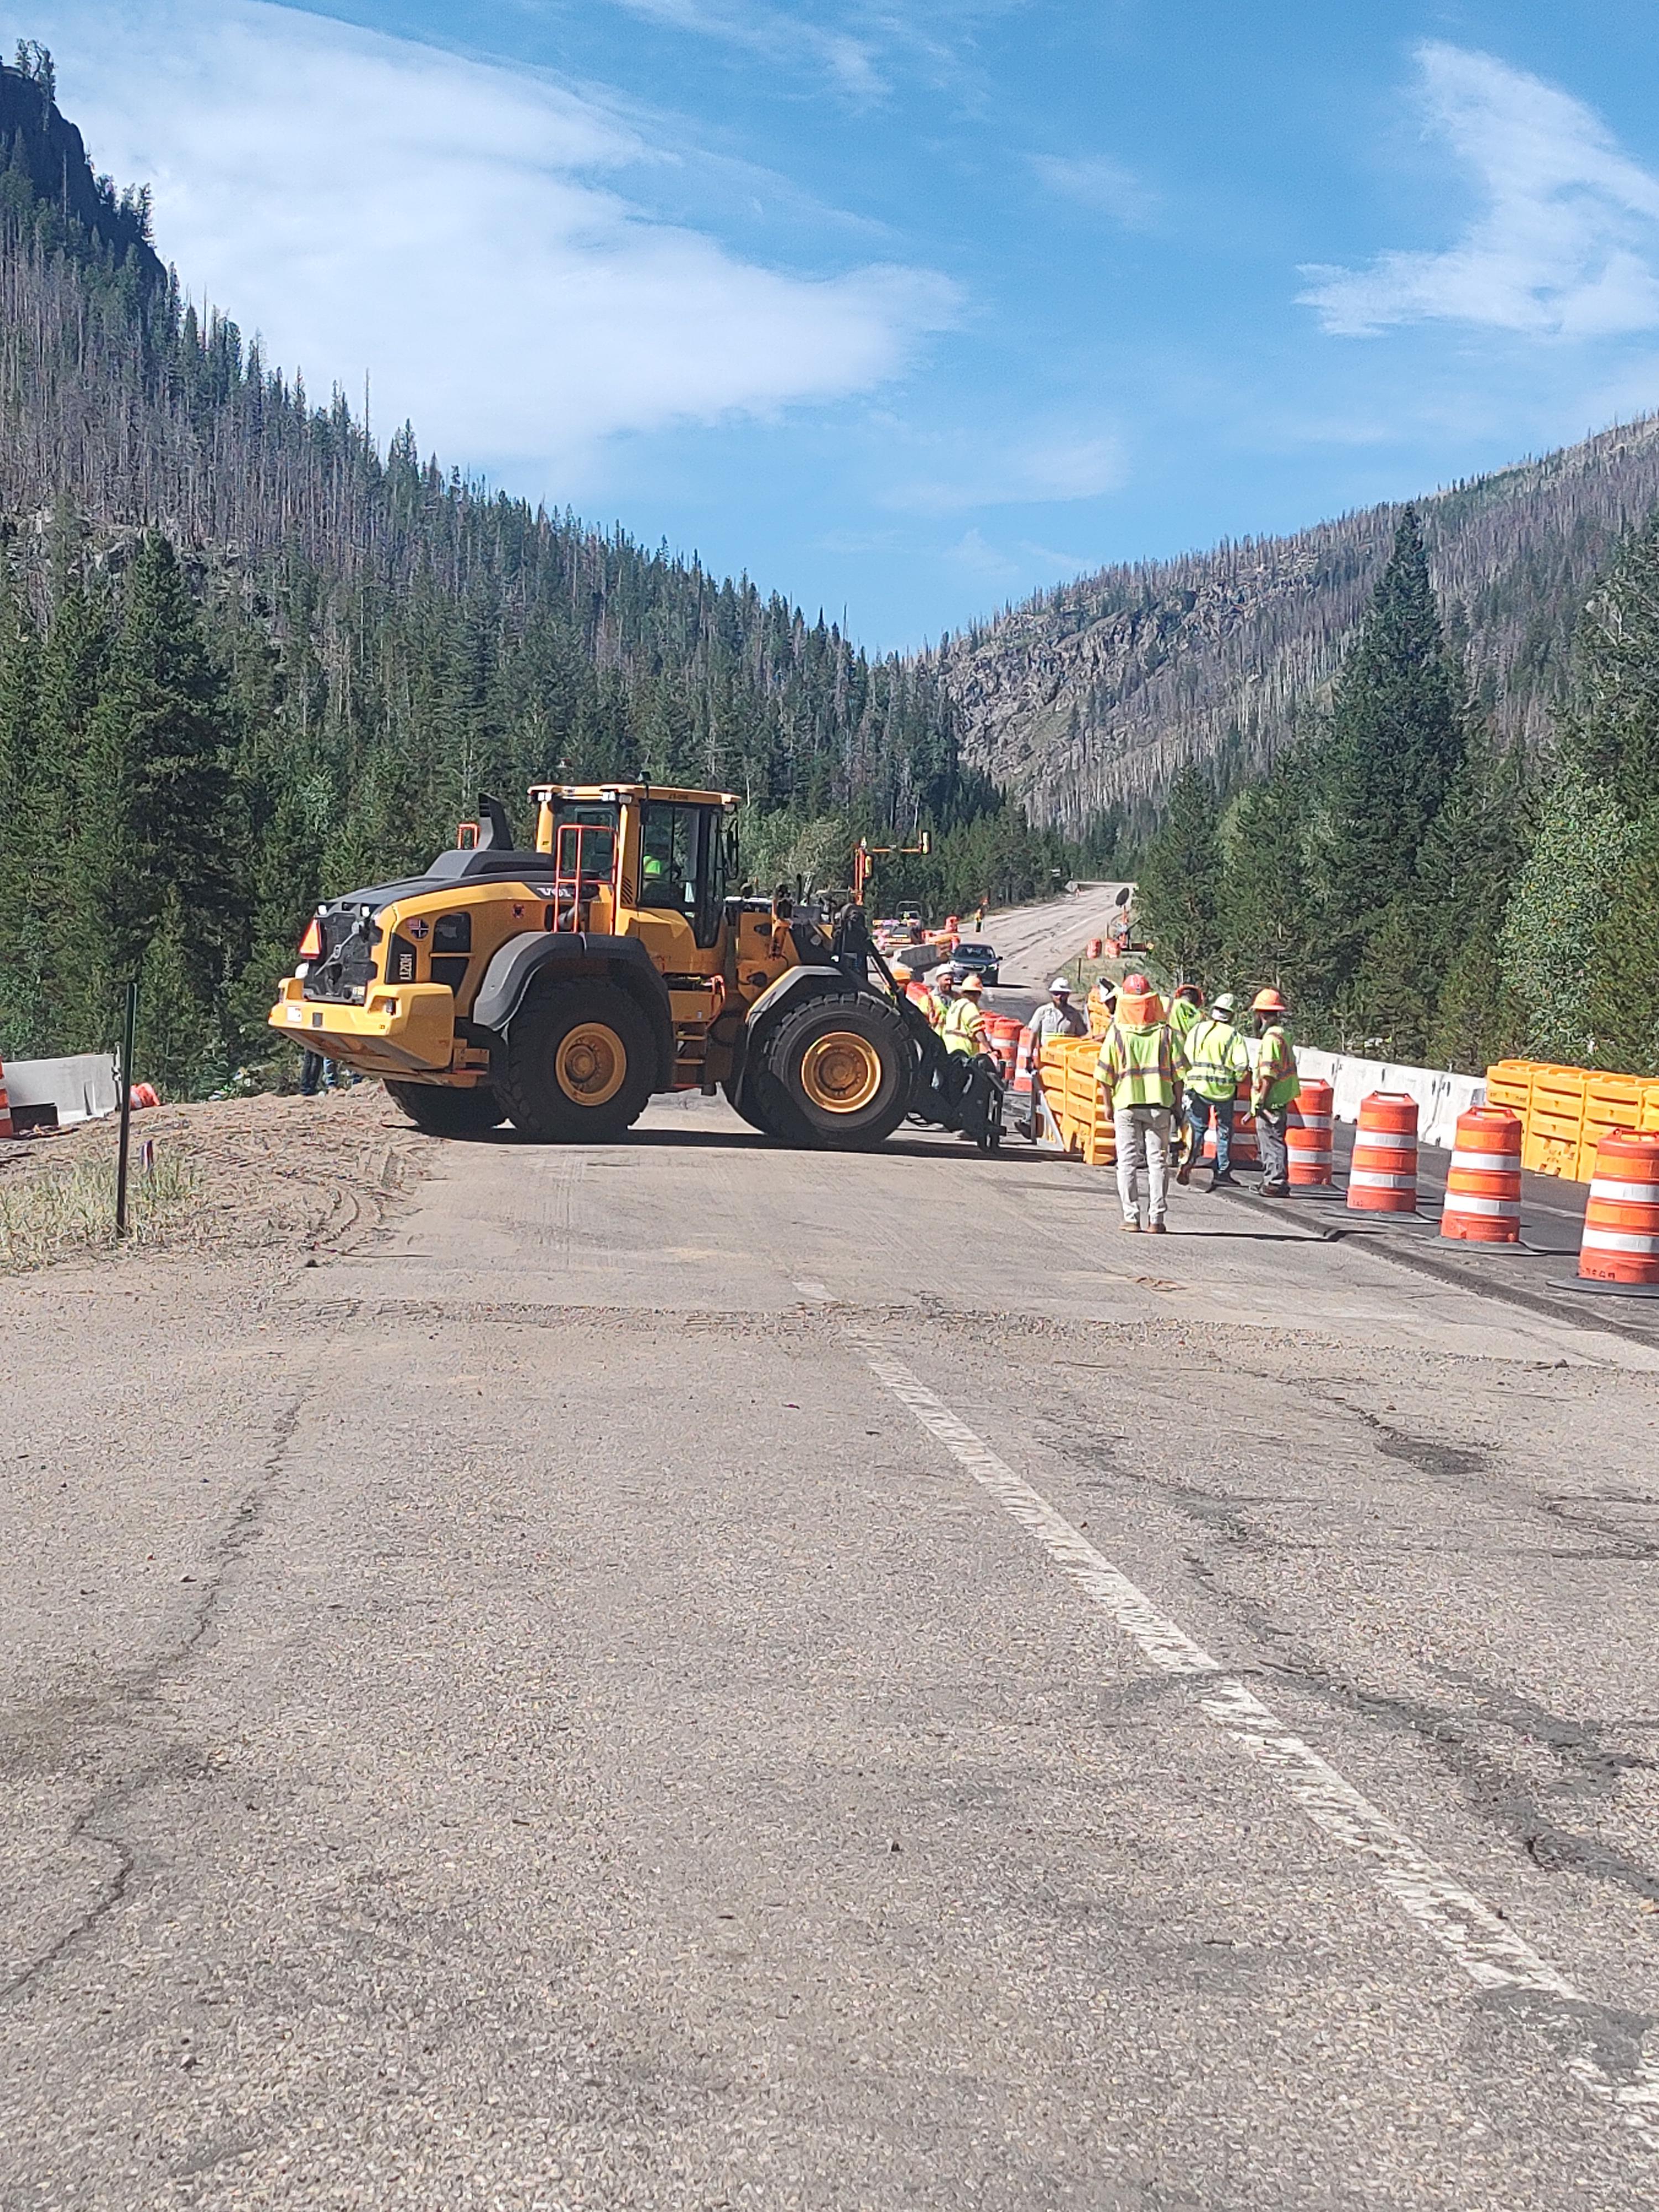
1119, 1217, 1141, 1233
1147, 1219, 1168, 1235
1209, 1170, 1237, 1190
1260, 1181, 1290, 1197
1176, 1157, 1192, 1186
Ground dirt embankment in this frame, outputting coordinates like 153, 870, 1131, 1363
0, 1085, 431, 1274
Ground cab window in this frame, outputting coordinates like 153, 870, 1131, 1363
640, 802, 726, 947
550, 801, 617, 882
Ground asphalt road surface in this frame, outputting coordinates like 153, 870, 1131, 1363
6, 1089, 1659, 2210
977, 881, 1134, 997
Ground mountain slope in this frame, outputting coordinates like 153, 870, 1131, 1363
933, 419, 1659, 834
0, 56, 969, 867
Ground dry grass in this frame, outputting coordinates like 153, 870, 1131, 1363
0, 1086, 433, 1275
0, 1147, 201, 1271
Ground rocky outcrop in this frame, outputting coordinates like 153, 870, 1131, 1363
933, 418, 1659, 832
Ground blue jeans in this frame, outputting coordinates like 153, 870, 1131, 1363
1186, 1092, 1235, 1176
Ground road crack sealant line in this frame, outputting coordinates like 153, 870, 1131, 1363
844, 1325, 1659, 2152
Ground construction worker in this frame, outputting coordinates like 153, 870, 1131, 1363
926, 964, 957, 1029
1250, 987, 1298, 1196
1177, 991, 1250, 1189
1099, 973, 1178, 1234
1168, 981, 1203, 1050
1165, 982, 1205, 1177
941, 969, 989, 1055
1027, 977, 1087, 1049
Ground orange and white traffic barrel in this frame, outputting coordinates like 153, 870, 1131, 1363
1440, 1105, 1522, 1243
1286, 1079, 1334, 1187
1347, 1092, 1418, 1214
0, 1053, 12, 1139
983, 1014, 1020, 1082
1010, 1025, 1036, 1124
1578, 1130, 1659, 1286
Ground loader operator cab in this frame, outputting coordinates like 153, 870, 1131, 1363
532, 784, 733, 959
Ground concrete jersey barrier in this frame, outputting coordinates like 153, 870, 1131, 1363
3, 1052, 120, 1129
1293, 1046, 1485, 1152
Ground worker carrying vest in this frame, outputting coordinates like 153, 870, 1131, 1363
1098, 974, 1178, 1233
1250, 987, 1297, 1196
941, 969, 988, 1055
1177, 992, 1250, 1190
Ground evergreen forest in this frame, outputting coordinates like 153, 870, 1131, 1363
1134, 502, 1659, 1078
0, 51, 1075, 1094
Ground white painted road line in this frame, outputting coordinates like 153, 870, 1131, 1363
852, 1335, 1659, 2154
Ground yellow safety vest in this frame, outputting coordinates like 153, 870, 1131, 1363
941, 998, 984, 1055
1183, 1017, 1248, 1103
1098, 1020, 1176, 1110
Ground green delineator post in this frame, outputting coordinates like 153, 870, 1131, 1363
115, 980, 138, 1238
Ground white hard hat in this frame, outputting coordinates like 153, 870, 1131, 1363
1050, 977, 1071, 993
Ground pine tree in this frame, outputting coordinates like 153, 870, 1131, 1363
1587, 804, 1659, 1072
0, 573, 43, 1053
1219, 755, 1325, 1011
30, 531, 111, 1048
1573, 513, 1659, 814
1135, 763, 1222, 983
1498, 761, 1630, 1064
1342, 898, 1434, 1058
76, 535, 241, 1087
1324, 508, 1467, 985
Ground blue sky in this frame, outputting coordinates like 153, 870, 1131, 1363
28, 1, 1659, 648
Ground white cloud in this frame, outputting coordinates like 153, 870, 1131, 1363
945, 527, 1022, 581
887, 426, 1124, 513
604, 0, 885, 102
40, 1, 957, 484
1030, 153, 1156, 229
1300, 43, 1659, 340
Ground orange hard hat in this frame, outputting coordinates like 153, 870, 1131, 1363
1251, 987, 1288, 1014
1121, 971, 1151, 995
958, 971, 983, 993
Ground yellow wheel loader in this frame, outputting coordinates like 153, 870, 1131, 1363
269, 784, 1004, 1150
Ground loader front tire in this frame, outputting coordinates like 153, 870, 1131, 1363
722, 1078, 786, 1140
497, 980, 656, 1142
383, 1080, 507, 1137
751, 990, 913, 1150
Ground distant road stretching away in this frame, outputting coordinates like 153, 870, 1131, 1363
977, 879, 1133, 993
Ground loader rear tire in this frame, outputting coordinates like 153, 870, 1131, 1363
383, 1080, 507, 1137
752, 990, 913, 1150
497, 980, 655, 1142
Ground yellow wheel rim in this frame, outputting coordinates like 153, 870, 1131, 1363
555, 1022, 627, 1108
800, 1031, 883, 1114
